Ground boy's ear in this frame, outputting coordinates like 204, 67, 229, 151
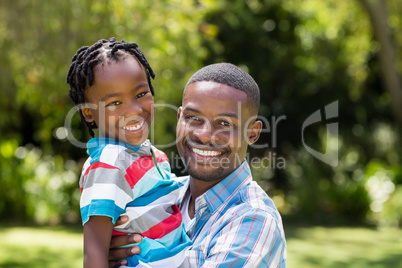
247, 120, 262, 145
80, 105, 95, 124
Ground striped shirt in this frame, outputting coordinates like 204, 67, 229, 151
176, 160, 287, 267
80, 137, 191, 267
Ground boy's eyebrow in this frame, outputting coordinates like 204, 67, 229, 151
100, 92, 120, 102
99, 82, 149, 102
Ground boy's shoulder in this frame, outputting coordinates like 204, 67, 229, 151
88, 142, 130, 165
150, 145, 169, 163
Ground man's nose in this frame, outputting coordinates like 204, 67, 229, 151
192, 122, 216, 144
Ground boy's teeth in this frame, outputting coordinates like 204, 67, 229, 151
192, 148, 221, 157
123, 121, 144, 131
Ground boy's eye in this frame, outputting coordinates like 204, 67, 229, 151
136, 92, 148, 99
106, 101, 121, 107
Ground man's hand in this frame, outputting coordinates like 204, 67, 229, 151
108, 216, 143, 268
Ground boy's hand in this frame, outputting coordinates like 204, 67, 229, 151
108, 215, 143, 268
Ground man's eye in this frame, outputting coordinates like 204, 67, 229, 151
185, 115, 201, 122
218, 121, 233, 127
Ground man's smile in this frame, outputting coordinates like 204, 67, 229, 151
191, 147, 223, 157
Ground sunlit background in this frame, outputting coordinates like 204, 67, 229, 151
0, 0, 401, 267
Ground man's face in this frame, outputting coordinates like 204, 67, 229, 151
82, 57, 154, 145
176, 81, 261, 182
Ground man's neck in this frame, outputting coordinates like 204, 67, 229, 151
189, 177, 220, 201
187, 177, 220, 218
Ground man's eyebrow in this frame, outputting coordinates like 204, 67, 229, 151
183, 107, 238, 119
216, 112, 238, 119
182, 107, 200, 113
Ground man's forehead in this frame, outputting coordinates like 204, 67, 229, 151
182, 87, 250, 120
183, 81, 247, 102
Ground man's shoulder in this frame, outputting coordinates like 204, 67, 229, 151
230, 180, 283, 223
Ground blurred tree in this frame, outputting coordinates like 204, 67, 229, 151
0, 0, 400, 227
199, 0, 401, 225
0, 0, 207, 224
358, 0, 402, 126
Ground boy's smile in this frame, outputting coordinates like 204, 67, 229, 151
122, 120, 144, 131
82, 56, 154, 145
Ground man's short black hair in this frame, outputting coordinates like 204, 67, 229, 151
185, 63, 260, 115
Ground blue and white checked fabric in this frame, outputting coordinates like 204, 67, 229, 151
176, 160, 287, 267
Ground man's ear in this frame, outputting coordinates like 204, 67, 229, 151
247, 120, 262, 145
81, 105, 95, 124
177, 106, 183, 120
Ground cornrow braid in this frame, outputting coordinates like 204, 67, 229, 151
66, 37, 155, 137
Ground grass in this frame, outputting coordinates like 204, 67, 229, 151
285, 225, 402, 268
0, 225, 82, 268
0, 224, 401, 267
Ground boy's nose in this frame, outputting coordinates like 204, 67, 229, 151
125, 102, 142, 116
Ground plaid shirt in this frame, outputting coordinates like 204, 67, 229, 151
176, 160, 287, 267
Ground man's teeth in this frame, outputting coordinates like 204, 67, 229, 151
192, 148, 222, 157
123, 121, 144, 131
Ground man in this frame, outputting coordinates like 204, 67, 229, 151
108, 63, 287, 267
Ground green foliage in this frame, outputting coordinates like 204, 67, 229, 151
0, 141, 80, 224
365, 161, 402, 228
0, 0, 208, 224
0, 0, 401, 228
201, 0, 402, 226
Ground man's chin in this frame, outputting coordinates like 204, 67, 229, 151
186, 165, 225, 182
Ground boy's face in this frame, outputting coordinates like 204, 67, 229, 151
82, 56, 154, 145
176, 81, 262, 183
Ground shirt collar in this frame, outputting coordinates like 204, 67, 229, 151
87, 137, 151, 157
195, 160, 252, 215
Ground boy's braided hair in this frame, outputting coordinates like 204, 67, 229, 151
66, 37, 155, 137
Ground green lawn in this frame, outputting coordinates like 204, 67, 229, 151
0, 224, 401, 267
0, 225, 83, 268
285, 225, 402, 268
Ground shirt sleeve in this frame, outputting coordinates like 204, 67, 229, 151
80, 161, 134, 225
201, 209, 286, 268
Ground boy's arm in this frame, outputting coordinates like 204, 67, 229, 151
84, 216, 114, 268
108, 216, 143, 268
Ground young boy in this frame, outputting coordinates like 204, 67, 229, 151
66, 37, 191, 268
